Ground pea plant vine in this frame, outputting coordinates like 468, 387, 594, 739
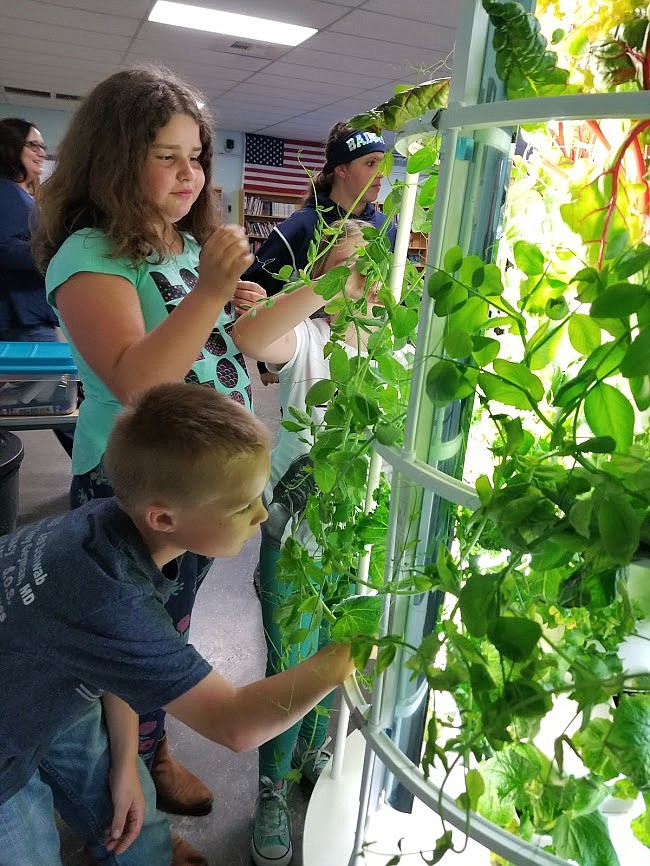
257, 1, 650, 863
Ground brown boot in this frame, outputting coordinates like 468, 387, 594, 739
171, 833, 209, 866
150, 733, 213, 816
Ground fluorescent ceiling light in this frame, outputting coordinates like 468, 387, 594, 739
148, 1, 317, 46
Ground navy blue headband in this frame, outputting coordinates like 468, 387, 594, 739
325, 130, 386, 172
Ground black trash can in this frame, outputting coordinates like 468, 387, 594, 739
0, 430, 24, 536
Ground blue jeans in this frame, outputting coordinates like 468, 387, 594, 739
258, 539, 333, 781
0, 324, 58, 342
0, 702, 171, 866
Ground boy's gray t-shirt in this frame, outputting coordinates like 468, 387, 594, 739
0, 498, 213, 803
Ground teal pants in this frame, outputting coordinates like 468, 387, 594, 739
258, 539, 333, 781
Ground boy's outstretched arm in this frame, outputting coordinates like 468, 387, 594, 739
101, 693, 146, 855
164, 642, 355, 753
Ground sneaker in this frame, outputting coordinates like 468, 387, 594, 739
251, 776, 292, 866
290, 736, 332, 787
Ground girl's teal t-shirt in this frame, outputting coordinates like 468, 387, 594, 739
46, 228, 252, 475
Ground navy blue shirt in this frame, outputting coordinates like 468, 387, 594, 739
243, 193, 397, 371
0, 499, 212, 803
243, 193, 396, 296
0, 178, 58, 332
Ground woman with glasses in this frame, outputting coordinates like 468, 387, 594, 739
0, 118, 74, 457
0, 117, 59, 343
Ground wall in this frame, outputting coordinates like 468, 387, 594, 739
0, 104, 71, 151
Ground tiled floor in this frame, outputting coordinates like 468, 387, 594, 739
13, 372, 321, 866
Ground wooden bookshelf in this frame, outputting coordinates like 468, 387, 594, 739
240, 189, 301, 254
407, 230, 428, 269
213, 186, 223, 223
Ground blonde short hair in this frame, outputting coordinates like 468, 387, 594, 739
312, 218, 366, 279
104, 383, 269, 511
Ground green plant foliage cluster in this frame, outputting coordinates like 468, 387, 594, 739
265, 1, 650, 862
272, 216, 423, 670
421, 234, 650, 860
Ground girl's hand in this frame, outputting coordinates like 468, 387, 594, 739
197, 226, 254, 301
104, 763, 146, 855
233, 280, 266, 316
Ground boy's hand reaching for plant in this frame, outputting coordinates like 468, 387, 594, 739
197, 225, 254, 302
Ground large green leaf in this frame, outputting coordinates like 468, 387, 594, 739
315, 265, 349, 300
621, 327, 650, 378
305, 379, 337, 407
349, 78, 450, 133
590, 282, 649, 318
552, 812, 620, 866
631, 795, 650, 848
328, 346, 350, 382
514, 240, 545, 275
584, 382, 634, 452
568, 314, 602, 355
458, 574, 499, 637
478, 371, 533, 411
391, 305, 418, 339
493, 359, 544, 401
487, 616, 542, 662
426, 361, 474, 406
331, 594, 382, 642
597, 496, 640, 563
605, 695, 650, 791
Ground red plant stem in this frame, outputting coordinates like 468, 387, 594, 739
629, 135, 650, 210
598, 118, 650, 267
586, 119, 611, 151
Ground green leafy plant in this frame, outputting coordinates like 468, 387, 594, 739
259, 1, 650, 862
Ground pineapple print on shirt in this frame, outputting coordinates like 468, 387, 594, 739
150, 268, 251, 410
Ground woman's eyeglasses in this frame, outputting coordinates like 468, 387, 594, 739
24, 141, 48, 154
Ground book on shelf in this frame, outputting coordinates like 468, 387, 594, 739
244, 220, 275, 240
243, 194, 294, 219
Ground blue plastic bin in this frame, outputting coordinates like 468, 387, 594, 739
0, 342, 78, 417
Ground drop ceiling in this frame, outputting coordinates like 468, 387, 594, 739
0, 0, 457, 140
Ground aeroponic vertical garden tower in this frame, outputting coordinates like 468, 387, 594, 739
297, 0, 650, 864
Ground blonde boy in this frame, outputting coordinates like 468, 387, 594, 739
0, 383, 353, 866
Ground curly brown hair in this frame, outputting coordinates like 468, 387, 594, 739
33, 66, 219, 273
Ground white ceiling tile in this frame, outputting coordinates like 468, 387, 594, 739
239, 73, 363, 97
212, 91, 318, 111
128, 39, 272, 71
306, 30, 451, 70
0, 34, 123, 65
330, 9, 455, 53
364, 0, 459, 29
286, 46, 406, 79
0, 17, 132, 51
0, 0, 140, 37
259, 61, 385, 88
44, 0, 150, 15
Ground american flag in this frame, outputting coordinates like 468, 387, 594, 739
243, 134, 325, 197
